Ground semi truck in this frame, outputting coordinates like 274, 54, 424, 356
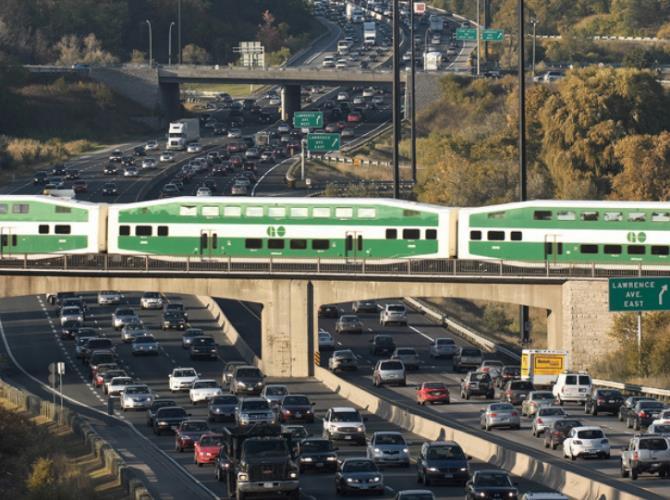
423, 51, 442, 71
429, 14, 444, 32
521, 349, 569, 387
166, 118, 200, 151
363, 21, 376, 45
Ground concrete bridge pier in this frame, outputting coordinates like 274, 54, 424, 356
159, 82, 182, 124
281, 85, 301, 123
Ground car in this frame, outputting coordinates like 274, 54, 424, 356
160, 183, 180, 198
281, 424, 310, 452
60, 297, 87, 315
231, 180, 249, 196
461, 371, 495, 399
621, 434, 670, 480
112, 307, 138, 330
229, 365, 265, 396
102, 182, 118, 195
109, 150, 123, 162
131, 335, 160, 356
120, 384, 154, 411
208, 395, 239, 422
335, 458, 384, 496
480, 360, 504, 378
429, 338, 458, 358
318, 331, 335, 351
72, 180, 87, 193
162, 311, 188, 330
627, 400, 666, 430
531, 407, 569, 437
75, 332, 98, 359
102, 163, 119, 175
190, 379, 223, 405
646, 423, 670, 435
371, 95, 384, 105
106, 376, 134, 396
584, 388, 624, 416
369, 335, 396, 356
651, 408, 670, 426
318, 304, 340, 318
169, 367, 200, 392
416, 440, 470, 486
143, 140, 158, 151
187, 143, 202, 153
95, 369, 127, 389
194, 433, 225, 466
395, 491, 435, 500
480, 403, 521, 431
97, 291, 122, 305
297, 438, 338, 472
563, 426, 610, 460
496, 365, 522, 388
353, 299, 377, 313
391, 347, 420, 370
121, 321, 147, 343
465, 470, 518, 500
521, 391, 556, 417
328, 349, 358, 372
535, 70, 564, 83
221, 361, 247, 385
235, 397, 275, 427
189, 336, 217, 360
503, 380, 535, 405
543, 418, 583, 450
141, 157, 157, 169
336, 91, 349, 101
33, 171, 49, 184
50, 164, 66, 176
416, 382, 450, 405
60, 319, 81, 340
373, 359, 406, 387
619, 396, 658, 422
87, 350, 117, 378
133, 145, 146, 156
346, 111, 363, 123
453, 347, 484, 372
123, 165, 139, 177
160, 152, 174, 162
60, 306, 83, 325
153, 406, 189, 435
261, 384, 289, 408
227, 129, 242, 138
140, 292, 163, 309
323, 407, 367, 445
552, 372, 592, 405
146, 399, 177, 427
335, 315, 363, 334
322, 58, 336, 68
81, 338, 115, 362
379, 303, 408, 326
196, 186, 212, 197
175, 419, 210, 451
278, 394, 315, 424
367, 431, 410, 467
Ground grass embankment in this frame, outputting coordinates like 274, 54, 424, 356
0, 399, 125, 499
182, 83, 270, 98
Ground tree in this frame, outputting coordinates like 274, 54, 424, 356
257, 10, 282, 53
130, 49, 146, 64
610, 132, 670, 200
55, 34, 81, 65
182, 44, 209, 64
55, 33, 117, 65
622, 47, 656, 68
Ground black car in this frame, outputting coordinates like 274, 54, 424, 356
584, 388, 624, 416
297, 438, 338, 472
543, 419, 583, 450
369, 335, 396, 356
465, 470, 518, 500
496, 365, 521, 388
208, 395, 239, 422
64, 168, 80, 179
146, 399, 177, 427
213, 126, 227, 136
278, 395, 315, 424
214, 448, 232, 482
33, 171, 48, 184
628, 400, 666, 430
257, 112, 273, 124
133, 146, 146, 156
417, 440, 470, 486
318, 305, 340, 318
353, 300, 378, 313
60, 320, 81, 340
229, 366, 265, 396
102, 182, 118, 196
619, 396, 657, 422
190, 336, 218, 360
104, 164, 119, 175
50, 164, 66, 176
152, 406, 189, 435
162, 311, 187, 330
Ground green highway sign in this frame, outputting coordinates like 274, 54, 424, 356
609, 277, 670, 312
293, 111, 323, 129
307, 133, 340, 152
456, 28, 477, 41
482, 29, 504, 42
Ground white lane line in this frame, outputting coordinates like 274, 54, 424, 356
251, 157, 295, 196
408, 325, 435, 343
237, 300, 260, 320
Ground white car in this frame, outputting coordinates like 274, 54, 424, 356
650, 409, 670, 427
169, 367, 200, 392
552, 372, 592, 405
336, 59, 348, 69
563, 426, 610, 460
186, 143, 201, 153
144, 141, 159, 151
362, 87, 376, 97
319, 331, 335, 351
97, 291, 122, 305
371, 95, 384, 105
141, 158, 157, 169
124, 166, 139, 177
106, 376, 134, 396
227, 129, 242, 138
322, 58, 335, 68
196, 186, 212, 197
337, 91, 349, 101
322, 407, 367, 445
189, 379, 223, 404
60, 306, 83, 325
140, 292, 163, 309
261, 384, 289, 407
120, 384, 153, 410
160, 152, 174, 162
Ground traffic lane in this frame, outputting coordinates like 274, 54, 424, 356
214, 299, 262, 356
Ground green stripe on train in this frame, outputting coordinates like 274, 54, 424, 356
2, 235, 88, 253
0, 201, 89, 222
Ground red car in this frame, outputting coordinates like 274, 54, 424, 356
92, 364, 122, 387
347, 112, 363, 123
193, 433, 225, 466
416, 382, 450, 405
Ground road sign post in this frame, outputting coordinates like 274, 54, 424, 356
293, 111, 323, 129
306, 133, 341, 153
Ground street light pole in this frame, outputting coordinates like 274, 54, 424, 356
169, 22, 175, 66
177, 0, 182, 64
518, 0, 529, 344
531, 18, 537, 78
476, 0, 481, 76
409, 0, 416, 184
145, 19, 153, 65
391, 0, 401, 199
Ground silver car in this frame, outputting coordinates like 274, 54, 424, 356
429, 338, 458, 358
480, 403, 521, 431
60, 306, 83, 325
328, 349, 359, 372
391, 347, 420, 371
531, 407, 569, 437
235, 397, 275, 427
121, 321, 147, 343
97, 291, 123, 305
373, 360, 406, 387
131, 335, 159, 356
335, 315, 363, 334
112, 307, 138, 330
261, 384, 289, 408
120, 384, 154, 410
366, 431, 410, 467
140, 292, 163, 309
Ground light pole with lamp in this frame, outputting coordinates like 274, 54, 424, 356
177, 0, 182, 64
145, 19, 153, 65
530, 17, 537, 78
168, 21, 176, 65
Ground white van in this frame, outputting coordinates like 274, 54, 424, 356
552, 372, 592, 405
337, 41, 350, 54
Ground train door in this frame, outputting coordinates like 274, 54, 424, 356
544, 234, 563, 264
199, 230, 218, 258
0, 227, 15, 257
345, 231, 363, 261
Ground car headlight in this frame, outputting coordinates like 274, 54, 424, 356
371, 476, 380, 483
289, 471, 298, 479
427, 467, 438, 472
301, 457, 313, 462
158, 421, 168, 425
460, 467, 468, 472
237, 381, 246, 387
346, 477, 354, 483
327, 456, 337, 461
402, 448, 409, 453
478, 493, 487, 498
357, 426, 364, 432
508, 493, 515, 498
238, 473, 248, 481
256, 382, 262, 386
373, 448, 381, 453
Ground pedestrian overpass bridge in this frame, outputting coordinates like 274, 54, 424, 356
0, 254, 642, 377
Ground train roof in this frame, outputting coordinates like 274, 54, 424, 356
460, 200, 670, 212
0, 194, 99, 208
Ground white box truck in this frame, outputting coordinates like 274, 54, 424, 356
166, 118, 200, 151
423, 51, 442, 71
346, 2, 355, 20
521, 349, 569, 387
363, 21, 376, 45
429, 14, 444, 32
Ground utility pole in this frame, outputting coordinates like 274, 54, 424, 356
391, 0, 401, 199
518, 0, 529, 344
409, 0, 416, 183
476, 0, 481, 76
530, 18, 537, 78
168, 21, 175, 65
145, 20, 153, 65
177, 0, 182, 64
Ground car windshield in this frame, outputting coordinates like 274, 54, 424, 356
476, 472, 512, 487
89, 339, 112, 348
397, 349, 416, 355
195, 381, 218, 388
152, 400, 176, 410
639, 438, 668, 450
266, 386, 288, 396
125, 386, 149, 394
78, 328, 97, 336
640, 402, 665, 410
427, 445, 465, 459
597, 390, 621, 399
461, 348, 480, 356
375, 433, 405, 445
244, 440, 288, 456
134, 337, 154, 343
212, 396, 237, 405
652, 425, 670, 433
92, 354, 115, 364
144, 293, 160, 298
104, 371, 125, 379
62, 307, 81, 315
424, 383, 446, 390
237, 369, 262, 378
116, 309, 134, 316
436, 339, 454, 346
158, 408, 186, 418
511, 382, 534, 390
397, 494, 433, 500
200, 435, 224, 447
380, 361, 403, 370
534, 392, 554, 400
242, 400, 270, 411
472, 373, 491, 382
192, 337, 215, 346
577, 429, 604, 439
556, 420, 582, 430
331, 411, 360, 422
283, 396, 309, 406
185, 330, 203, 337
387, 305, 405, 312
539, 408, 565, 416
490, 404, 514, 411
174, 369, 196, 377
343, 460, 377, 473
302, 440, 331, 452
341, 316, 358, 323
182, 421, 209, 432
112, 378, 132, 385
376, 337, 394, 345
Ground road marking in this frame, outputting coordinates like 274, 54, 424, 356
408, 325, 435, 343
251, 157, 295, 196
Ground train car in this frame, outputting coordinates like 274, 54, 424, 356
0, 195, 105, 256
458, 200, 670, 265
107, 197, 456, 260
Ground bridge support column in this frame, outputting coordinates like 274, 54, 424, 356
281, 85, 301, 123
261, 280, 314, 377
159, 82, 181, 124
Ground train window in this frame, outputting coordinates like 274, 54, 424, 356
290, 207, 308, 218
157, 226, 169, 237
403, 229, 420, 239
12, 204, 29, 214
135, 226, 152, 237
55, 206, 71, 213
426, 229, 437, 240
470, 230, 482, 240
487, 231, 505, 241
119, 226, 130, 236
652, 212, 670, 222
604, 244, 622, 254
628, 212, 646, 222
580, 212, 599, 221
403, 209, 420, 217
11, 235, 16, 246
54, 225, 71, 235
245, 239, 263, 249
38, 225, 49, 234
312, 239, 329, 250
652, 246, 670, 256
313, 207, 331, 218
202, 206, 219, 217
533, 211, 552, 221
386, 229, 397, 240
357, 208, 376, 218
487, 211, 505, 219
290, 239, 307, 250
580, 244, 598, 254
604, 212, 623, 222
223, 206, 241, 217
268, 207, 286, 218
510, 231, 522, 241
246, 207, 263, 217
335, 208, 353, 218
0, 235, 5, 246
179, 206, 197, 216
628, 246, 646, 255
0, 204, 6, 214
268, 239, 284, 249
557, 211, 576, 221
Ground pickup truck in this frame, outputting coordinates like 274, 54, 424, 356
621, 435, 670, 479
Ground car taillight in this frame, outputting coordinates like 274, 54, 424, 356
511, 412, 518, 417
489, 413, 497, 417
537, 418, 543, 424
639, 411, 647, 418
633, 451, 639, 461
506, 390, 511, 396
597, 398, 605, 404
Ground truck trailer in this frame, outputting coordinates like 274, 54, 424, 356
521, 349, 569, 387
166, 118, 200, 151
363, 21, 376, 45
